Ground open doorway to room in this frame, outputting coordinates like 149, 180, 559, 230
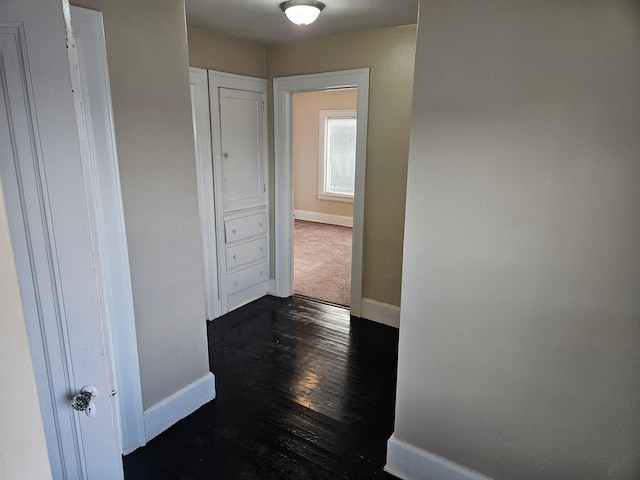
274, 69, 369, 317
292, 89, 357, 307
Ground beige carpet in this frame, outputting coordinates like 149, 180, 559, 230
294, 220, 352, 307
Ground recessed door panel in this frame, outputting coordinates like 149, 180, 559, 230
219, 88, 266, 212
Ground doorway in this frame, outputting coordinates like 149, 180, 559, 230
292, 89, 357, 307
273, 69, 370, 317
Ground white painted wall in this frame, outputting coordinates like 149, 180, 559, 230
71, 0, 211, 411
393, 1, 640, 478
293, 89, 356, 220
0, 182, 52, 480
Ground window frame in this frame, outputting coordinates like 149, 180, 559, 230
317, 109, 357, 203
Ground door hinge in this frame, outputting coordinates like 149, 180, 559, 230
264, 183, 266, 192
262, 101, 265, 112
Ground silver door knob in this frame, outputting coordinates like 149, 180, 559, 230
71, 386, 97, 416
223, 152, 230, 159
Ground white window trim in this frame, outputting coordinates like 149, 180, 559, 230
318, 109, 357, 202
317, 193, 354, 203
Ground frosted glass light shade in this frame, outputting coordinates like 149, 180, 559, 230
280, 1, 325, 26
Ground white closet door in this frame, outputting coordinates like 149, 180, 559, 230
219, 88, 267, 212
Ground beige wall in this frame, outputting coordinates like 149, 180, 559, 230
293, 89, 357, 218
394, 1, 640, 478
267, 25, 417, 306
188, 27, 266, 78
0, 184, 52, 480
71, 0, 210, 409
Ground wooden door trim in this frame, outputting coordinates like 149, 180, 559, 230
273, 69, 370, 316
190, 67, 221, 320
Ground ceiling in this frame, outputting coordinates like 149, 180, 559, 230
185, 0, 419, 46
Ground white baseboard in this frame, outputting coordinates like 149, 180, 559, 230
360, 298, 400, 328
294, 209, 353, 227
267, 277, 276, 296
385, 435, 492, 480
144, 372, 216, 442
227, 280, 270, 311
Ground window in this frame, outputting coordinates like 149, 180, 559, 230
318, 109, 357, 202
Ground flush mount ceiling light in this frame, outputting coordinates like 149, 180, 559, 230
280, 0, 325, 26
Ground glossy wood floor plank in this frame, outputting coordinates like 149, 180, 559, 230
124, 295, 399, 479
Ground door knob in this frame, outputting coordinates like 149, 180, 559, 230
71, 385, 97, 417
223, 152, 230, 159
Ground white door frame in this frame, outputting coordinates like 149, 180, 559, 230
273, 69, 370, 316
190, 67, 221, 321
70, 6, 145, 453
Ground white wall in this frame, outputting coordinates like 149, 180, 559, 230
267, 25, 417, 306
188, 27, 267, 78
0, 183, 52, 480
293, 89, 356, 220
392, 1, 640, 478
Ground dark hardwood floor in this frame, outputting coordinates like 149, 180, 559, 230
123, 295, 399, 479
